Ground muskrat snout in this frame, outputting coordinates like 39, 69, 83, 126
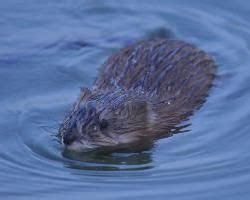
62, 131, 79, 145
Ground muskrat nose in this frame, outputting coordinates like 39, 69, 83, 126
63, 133, 78, 145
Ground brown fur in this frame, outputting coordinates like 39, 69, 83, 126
59, 38, 216, 151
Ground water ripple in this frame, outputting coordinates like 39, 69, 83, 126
0, 1, 250, 199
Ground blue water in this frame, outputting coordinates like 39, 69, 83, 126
1, 1, 250, 199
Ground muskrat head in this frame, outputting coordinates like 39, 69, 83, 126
59, 87, 151, 152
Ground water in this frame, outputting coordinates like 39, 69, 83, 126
1, 0, 250, 199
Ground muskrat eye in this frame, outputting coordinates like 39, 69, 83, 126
93, 125, 98, 131
100, 119, 108, 130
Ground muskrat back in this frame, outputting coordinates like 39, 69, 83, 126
59, 39, 216, 152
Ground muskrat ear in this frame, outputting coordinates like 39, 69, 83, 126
78, 87, 91, 104
79, 87, 91, 100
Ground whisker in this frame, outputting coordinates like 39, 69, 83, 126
52, 137, 61, 144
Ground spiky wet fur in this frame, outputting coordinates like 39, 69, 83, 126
59, 39, 216, 151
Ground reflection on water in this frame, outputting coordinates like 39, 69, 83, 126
62, 150, 153, 171
0, 0, 250, 199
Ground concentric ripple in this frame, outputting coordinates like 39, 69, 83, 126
0, 1, 250, 199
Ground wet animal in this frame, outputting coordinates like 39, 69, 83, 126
58, 38, 216, 152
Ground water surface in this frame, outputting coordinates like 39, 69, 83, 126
1, 0, 250, 199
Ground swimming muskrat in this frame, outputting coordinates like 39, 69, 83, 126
58, 38, 216, 152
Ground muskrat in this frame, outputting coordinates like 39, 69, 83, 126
58, 38, 216, 152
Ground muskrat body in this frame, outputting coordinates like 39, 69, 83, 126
59, 39, 216, 151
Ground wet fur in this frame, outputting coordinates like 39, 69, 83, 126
59, 38, 216, 151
